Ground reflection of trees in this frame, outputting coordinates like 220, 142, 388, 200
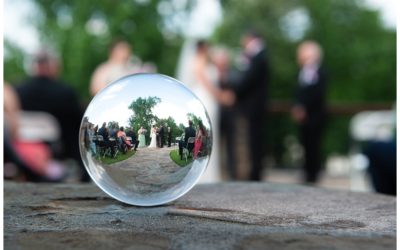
187, 113, 202, 129
128, 96, 161, 135
107, 121, 119, 129
156, 116, 181, 139
127, 97, 208, 144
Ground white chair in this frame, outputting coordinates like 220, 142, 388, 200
349, 110, 395, 192
18, 111, 61, 142
183, 137, 196, 162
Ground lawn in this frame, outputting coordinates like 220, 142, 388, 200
170, 149, 193, 167
99, 150, 136, 165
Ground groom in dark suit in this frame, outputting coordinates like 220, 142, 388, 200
159, 125, 165, 148
225, 30, 270, 181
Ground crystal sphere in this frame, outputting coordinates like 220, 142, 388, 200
79, 74, 212, 206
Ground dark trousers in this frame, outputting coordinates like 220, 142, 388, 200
220, 108, 237, 179
246, 112, 265, 181
160, 135, 165, 148
132, 140, 139, 150
179, 140, 194, 159
299, 120, 324, 183
168, 137, 172, 147
364, 140, 396, 195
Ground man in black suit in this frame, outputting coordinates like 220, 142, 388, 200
291, 41, 327, 184
15, 50, 89, 182
179, 120, 196, 160
159, 125, 165, 148
167, 127, 172, 147
126, 128, 139, 151
225, 30, 270, 181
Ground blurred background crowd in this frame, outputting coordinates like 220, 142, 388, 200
3, 0, 396, 195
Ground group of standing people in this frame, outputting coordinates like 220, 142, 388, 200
178, 120, 209, 160
138, 125, 173, 149
179, 30, 327, 184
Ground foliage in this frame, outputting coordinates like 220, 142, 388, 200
170, 149, 193, 167
4, 0, 192, 101
186, 113, 202, 129
107, 121, 120, 129
128, 96, 161, 137
155, 116, 182, 140
214, 0, 396, 164
4, 40, 27, 83
215, 0, 396, 102
99, 149, 135, 165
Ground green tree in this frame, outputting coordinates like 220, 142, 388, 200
4, 0, 192, 101
186, 113, 202, 129
214, 0, 396, 164
156, 116, 181, 139
128, 96, 161, 138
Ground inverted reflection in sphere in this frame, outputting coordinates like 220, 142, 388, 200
79, 74, 212, 206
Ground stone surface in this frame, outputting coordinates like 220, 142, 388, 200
4, 181, 396, 249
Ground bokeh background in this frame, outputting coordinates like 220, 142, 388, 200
4, 0, 396, 192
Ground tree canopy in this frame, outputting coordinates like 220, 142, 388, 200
128, 96, 161, 133
5, 0, 192, 101
214, 0, 396, 103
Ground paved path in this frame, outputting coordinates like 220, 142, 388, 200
104, 146, 191, 194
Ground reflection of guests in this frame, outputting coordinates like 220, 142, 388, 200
225, 30, 270, 181
291, 41, 327, 184
117, 127, 132, 148
15, 50, 88, 182
98, 125, 115, 157
93, 125, 99, 136
159, 125, 165, 148
167, 127, 172, 147
179, 120, 196, 160
138, 126, 147, 147
126, 128, 139, 151
98, 122, 107, 138
109, 124, 118, 138
87, 124, 97, 155
194, 120, 207, 159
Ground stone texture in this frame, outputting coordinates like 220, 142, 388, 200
4, 181, 396, 249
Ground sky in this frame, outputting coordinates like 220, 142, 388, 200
4, 0, 397, 54
85, 74, 210, 128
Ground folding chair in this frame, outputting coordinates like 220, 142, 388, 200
183, 137, 195, 162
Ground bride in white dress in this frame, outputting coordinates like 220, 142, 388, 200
176, 40, 235, 183
148, 126, 158, 148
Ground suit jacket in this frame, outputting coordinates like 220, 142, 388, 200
184, 126, 196, 144
230, 48, 270, 114
126, 130, 137, 141
295, 65, 327, 126
159, 126, 165, 138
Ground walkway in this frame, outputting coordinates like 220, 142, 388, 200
104, 146, 192, 194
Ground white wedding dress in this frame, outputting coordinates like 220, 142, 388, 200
148, 129, 157, 148
176, 40, 221, 183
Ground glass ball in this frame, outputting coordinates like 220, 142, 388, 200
79, 74, 212, 206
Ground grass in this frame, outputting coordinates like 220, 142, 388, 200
170, 149, 193, 167
99, 150, 136, 165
